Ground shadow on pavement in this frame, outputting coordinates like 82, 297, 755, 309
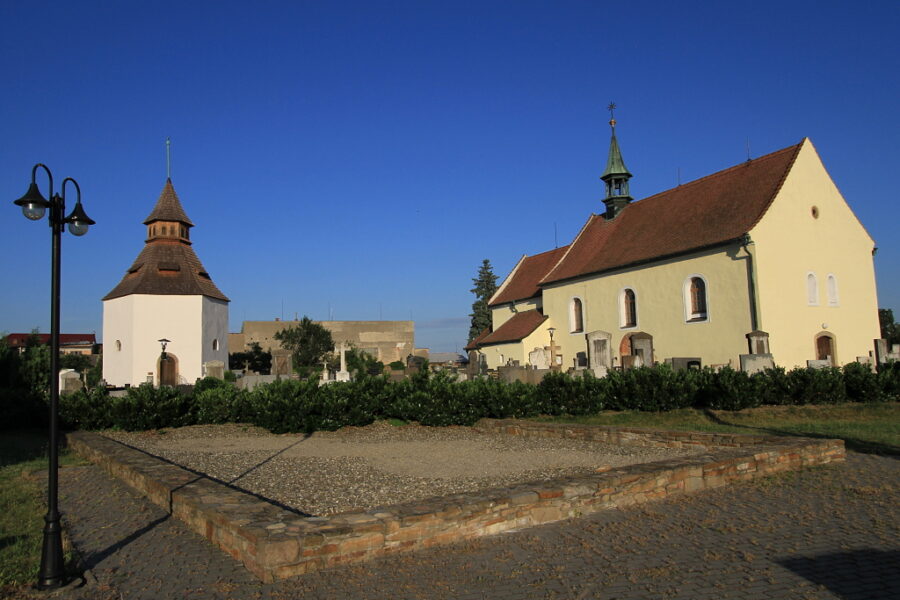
779, 549, 900, 600
108, 434, 314, 516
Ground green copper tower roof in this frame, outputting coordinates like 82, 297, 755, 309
600, 103, 633, 219
601, 128, 632, 179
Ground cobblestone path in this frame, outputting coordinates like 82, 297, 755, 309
50, 452, 899, 600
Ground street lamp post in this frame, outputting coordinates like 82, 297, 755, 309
13, 163, 95, 590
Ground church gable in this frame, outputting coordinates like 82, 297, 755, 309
542, 141, 803, 285
490, 246, 568, 307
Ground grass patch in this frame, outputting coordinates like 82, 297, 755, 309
536, 402, 900, 455
0, 430, 87, 590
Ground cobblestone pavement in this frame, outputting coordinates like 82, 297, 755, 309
47, 452, 899, 600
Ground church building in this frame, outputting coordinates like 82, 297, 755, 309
469, 117, 880, 372
102, 179, 229, 387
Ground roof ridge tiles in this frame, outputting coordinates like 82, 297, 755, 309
539, 139, 806, 286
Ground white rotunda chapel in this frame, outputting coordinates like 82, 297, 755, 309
102, 179, 229, 387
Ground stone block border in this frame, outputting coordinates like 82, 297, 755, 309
66, 420, 845, 582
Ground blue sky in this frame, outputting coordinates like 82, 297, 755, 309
2, 0, 898, 353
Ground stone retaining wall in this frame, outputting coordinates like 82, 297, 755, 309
67, 420, 844, 582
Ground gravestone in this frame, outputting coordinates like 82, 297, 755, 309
271, 349, 292, 376
528, 347, 550, 369
740, 353, 774, 374
629, 332, 653, 365
59, 369, 83, 394
204, 360, 225, 380
586, 330, 612, 373
335, 343, 351, 382
670, 357, 702, 371
745, 330, 770, 355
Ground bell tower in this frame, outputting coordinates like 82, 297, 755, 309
601, 103, 633, 219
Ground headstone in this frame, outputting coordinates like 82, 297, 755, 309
59, 369, 83, 394
204, 360, 225, 380
745, 330, 770, 355
335, 343, 351, 382
320, 360, 330, 383
575, 352, 588, 368
271, 349, 292, 375
590, 365, 609, 378
630, 339, 652, 364
740, 353, 774, 374
586, 330, 612, 372
529, 347, 550, 369
874, 339, 889, 364
670, 357, 702, 371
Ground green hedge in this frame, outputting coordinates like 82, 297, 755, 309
58, 364, 899, 434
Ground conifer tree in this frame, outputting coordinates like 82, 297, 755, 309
468, 259, 498, 342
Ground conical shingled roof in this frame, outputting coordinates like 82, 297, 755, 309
601, 131, 631, 179
143, 178, 194, 226
103, 180, 227, 302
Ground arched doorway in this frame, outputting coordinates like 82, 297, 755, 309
158, 353, 179, 386
814, 333, 836, 366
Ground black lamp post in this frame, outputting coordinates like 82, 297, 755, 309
13, 163, 95, 590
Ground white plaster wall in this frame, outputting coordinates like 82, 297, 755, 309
103, 294, 211, 387
102, 297, 135, 387
201, 297, 229, 368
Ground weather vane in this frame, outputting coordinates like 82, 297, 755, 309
166, 137, 172, 180
607, 102, 617, 128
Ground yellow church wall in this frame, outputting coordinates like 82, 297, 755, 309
540, 245, 754, 369
489, 298, 540, 330
479, 341, 523, 369
479, 326, 547, 369
749, 140, 879, 368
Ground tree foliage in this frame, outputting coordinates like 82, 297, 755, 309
274, 317, 334, 370
879, 309, 900, 346
228, 341, 272, 374
468, 259, 498, 342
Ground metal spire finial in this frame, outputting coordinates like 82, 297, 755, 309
607, 102, 617, 128
166, 137, 172, 180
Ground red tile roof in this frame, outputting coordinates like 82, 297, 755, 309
489, 246, 569, 307
465, 328, 492, 351
541, 140, 804, 285
478, 309, 547, 346
5, 333, 96, 348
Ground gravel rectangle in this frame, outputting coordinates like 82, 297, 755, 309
103, 422, 704, 516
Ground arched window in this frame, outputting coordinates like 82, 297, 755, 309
826, 274, 839, 306
570, 297, 584, 333
212, 338, 219, 351
620, 288, 637, 328
807, 272, 819, 305
684, 276, 708, 322
115, 340, 122, 351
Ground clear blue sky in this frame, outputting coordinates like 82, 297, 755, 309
2, 0, 898, 353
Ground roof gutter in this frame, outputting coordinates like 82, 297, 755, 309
540, 238, 746, 288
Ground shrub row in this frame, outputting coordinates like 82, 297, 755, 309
57, 362, 900, 433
